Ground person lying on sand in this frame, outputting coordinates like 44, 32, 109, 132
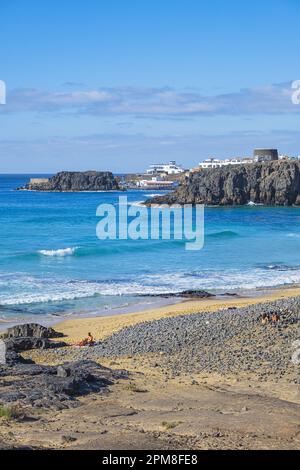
76, 332, 95, 347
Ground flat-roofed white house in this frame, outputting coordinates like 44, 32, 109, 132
137, 176, 178, 189
200, 158, 223, 169
146, 161, 184, 175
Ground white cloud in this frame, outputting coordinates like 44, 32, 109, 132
0, 128, 299, 173
1, 82, 299, 117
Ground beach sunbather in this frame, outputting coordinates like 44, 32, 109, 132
87, 332, 95, 345
271, 312, 280, 323
261, 313, 269, 325
76, 332, 95, 347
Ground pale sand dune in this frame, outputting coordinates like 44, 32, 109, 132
56, 286, 300, 344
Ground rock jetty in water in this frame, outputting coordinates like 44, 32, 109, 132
146, 160, 300, 206
18, 171, 120, 192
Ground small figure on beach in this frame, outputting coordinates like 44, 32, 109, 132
271, 312, 280, 323
76, 332, 95, 347
261, 313, 269, 325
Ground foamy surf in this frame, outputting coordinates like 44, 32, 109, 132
247, 201, 263, 206
2, 265, 300, 309
38, 247, 78, 257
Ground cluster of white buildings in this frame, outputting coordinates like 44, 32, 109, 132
197, 149, 300, 170
199, 157, 253, 169
140, 150, 300, 188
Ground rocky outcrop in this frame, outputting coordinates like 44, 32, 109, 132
0, 324, 66, 364
1, 323, 64, 339
137, 290, 215, 299
18, 171, 120, 192
4, 337, 67, 353
0, 360, 128, 409
146, 160, 300, 206
0, 323, 128, 409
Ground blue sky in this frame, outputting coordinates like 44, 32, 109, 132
0, 0, 299, 172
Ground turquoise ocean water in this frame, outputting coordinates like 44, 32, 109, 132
1, 174, 300, 322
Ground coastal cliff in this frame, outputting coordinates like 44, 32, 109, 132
146, 160, 300, 206
19, 171, 120, 192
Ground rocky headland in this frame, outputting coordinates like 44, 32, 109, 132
146, 160, 300, 206
18, 171, 120, 192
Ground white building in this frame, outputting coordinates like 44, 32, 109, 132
199, 157, 253, 169
200, 158, 223, 169
137, 176, 177, 189
146, 161, 184, 175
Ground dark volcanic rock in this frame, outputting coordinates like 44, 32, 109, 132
5, 337, 67, 352
0, 323, 67, 362
145, 160, 300, 206
138, 290, 214, 299
1, 323, 64, 339
19, 171, 120, 192
0, 360, 128, 410
169, 290, 214, 298
2, 349, 32, 366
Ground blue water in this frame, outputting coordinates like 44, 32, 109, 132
1, 174, 300, 320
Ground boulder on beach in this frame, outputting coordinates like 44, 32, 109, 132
0, 324, 67, 361
4, 337, 67, 353
1, 323, 64, 339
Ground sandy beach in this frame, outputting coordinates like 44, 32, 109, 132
0, 285, 299, 450
55, 286, 300, 343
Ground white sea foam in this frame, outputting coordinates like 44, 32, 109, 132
247, 201, 263, 206
2, 265, 300, 306
131, 201, 145, 207
38, 247, 78, 257
0, 279, 169, 305
140, 268, 300, 292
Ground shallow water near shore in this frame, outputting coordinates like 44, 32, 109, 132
1, 174, 300, 322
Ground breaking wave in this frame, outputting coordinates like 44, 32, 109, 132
38, 247, 78, 257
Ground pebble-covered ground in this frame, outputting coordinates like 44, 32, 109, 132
72, 296, 300, 382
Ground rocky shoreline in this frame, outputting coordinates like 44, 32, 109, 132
146, 160, 300, 206
136, 289, 215, 299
